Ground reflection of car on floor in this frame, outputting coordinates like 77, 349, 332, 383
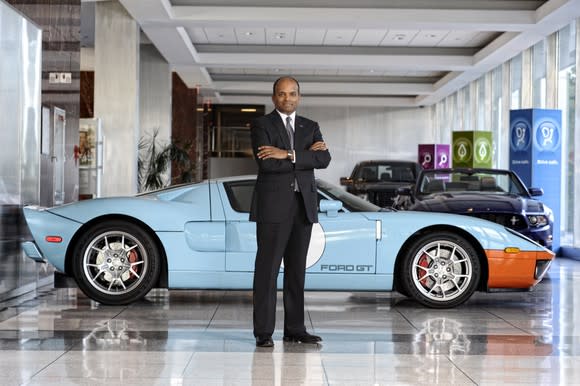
22, 176, 553, 309
394, 168, 553, 249
340, 160, 422, 207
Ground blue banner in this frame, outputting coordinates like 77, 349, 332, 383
509, 109, 561, 252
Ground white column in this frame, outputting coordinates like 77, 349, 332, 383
574, 19, 580, 248
545, 34, 558, 109
521, 48, 533, 108
94, 0, 140, 196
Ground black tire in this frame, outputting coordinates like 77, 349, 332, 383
400, 231, 480, 308
71, 220, 161, 305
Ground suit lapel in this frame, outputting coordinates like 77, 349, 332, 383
268, 110, 291, 148
294, 116, 307, 148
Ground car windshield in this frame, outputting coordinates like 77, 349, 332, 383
316, 179, 381, 212
417, 170, 529, 196
356, 163, 416, 183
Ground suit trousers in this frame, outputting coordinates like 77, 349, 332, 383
253, 192, 313, 338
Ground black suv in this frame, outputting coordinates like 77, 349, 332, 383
340, 160, 422, 207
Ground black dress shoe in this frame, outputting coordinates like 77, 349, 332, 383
256, 336, 274, 347
283, 333, 322, 344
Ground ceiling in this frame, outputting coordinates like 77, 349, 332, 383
110, 0, 580, 107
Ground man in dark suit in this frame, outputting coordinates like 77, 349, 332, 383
250, 76, 331, 347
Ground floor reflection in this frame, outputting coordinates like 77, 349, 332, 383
1, 258, 580, 384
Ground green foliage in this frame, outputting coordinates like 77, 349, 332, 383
138, 130, 194, 192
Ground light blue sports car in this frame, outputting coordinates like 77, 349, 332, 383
22, 176, 554, 308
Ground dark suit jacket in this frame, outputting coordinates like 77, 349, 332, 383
250, 110, 331, 224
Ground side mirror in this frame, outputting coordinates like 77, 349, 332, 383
396, 187, 412, 196
339, 177, 352, 186
528, 187, 543, 197
319, 199, 343, 217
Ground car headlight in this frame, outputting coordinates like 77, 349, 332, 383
527, 215, 548, 227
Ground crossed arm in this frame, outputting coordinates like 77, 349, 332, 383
256, 141, 328, 160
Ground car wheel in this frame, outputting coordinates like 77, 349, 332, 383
401, 232, 480, 308
71, 220, 160, 305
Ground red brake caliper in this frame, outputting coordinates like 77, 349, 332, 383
418, 254, 430, 286
128, 250, 138, 278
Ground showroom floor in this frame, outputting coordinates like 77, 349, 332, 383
1, 257, 579, 385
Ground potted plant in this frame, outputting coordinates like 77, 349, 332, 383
138, 130, 194, 192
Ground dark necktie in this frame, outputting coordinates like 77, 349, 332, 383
285, 116, 294, 149
285, 116, 299, 191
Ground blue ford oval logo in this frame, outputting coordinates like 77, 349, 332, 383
510, 119, 531, 151
534, 119, 560, 152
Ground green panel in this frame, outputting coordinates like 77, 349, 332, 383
452, 131, 493, 168
452, 132, 474, 167
473, 131, 493, 168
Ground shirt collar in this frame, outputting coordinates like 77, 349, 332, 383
276, 110, 296, 124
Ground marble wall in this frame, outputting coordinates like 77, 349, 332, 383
172, 73, 202, 181
6, 0, 81, 207
0, 0, 80, 300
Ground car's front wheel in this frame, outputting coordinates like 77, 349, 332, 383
400, 232, 481, 308
71, 220, 161, 305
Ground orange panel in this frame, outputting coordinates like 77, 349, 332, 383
486, 249, 554, 288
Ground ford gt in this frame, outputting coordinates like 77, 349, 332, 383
22, 176, 554, 308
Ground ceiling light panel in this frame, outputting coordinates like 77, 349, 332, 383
381, 30, 418, 46
235, 28, 266, 44
295, 29, 326, 45
323, 29, 356, 45
352, 29, 388, 46
410, 30, 449, 46
439, 31, 478, 47
204, 27, 237, 44
266, 28, 295, 45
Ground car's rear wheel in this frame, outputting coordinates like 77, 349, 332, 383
400, 231, 480, 308
71, 220, 160, 305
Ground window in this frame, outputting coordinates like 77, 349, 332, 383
224, 180, 255, 213
532, 39, 547, 108
511, 54, 522, 109
557, 21, 577, 244
476, 76, 486, 131
492, 66, 503, 167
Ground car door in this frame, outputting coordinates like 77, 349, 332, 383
218, 180, 257, 272
309, 207, 377, 275
219, 179, 377, 275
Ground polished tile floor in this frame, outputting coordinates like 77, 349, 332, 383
1, 257, 580, 385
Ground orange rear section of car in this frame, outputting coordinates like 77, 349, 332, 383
486, 249, 554, 288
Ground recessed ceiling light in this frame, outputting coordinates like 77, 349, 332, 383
244, 32, 253, 36
394, 34, 406, 41
274, 32, 286, 39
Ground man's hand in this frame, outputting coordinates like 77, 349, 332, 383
257, 145, 287, 159
309, 141, 328, 151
